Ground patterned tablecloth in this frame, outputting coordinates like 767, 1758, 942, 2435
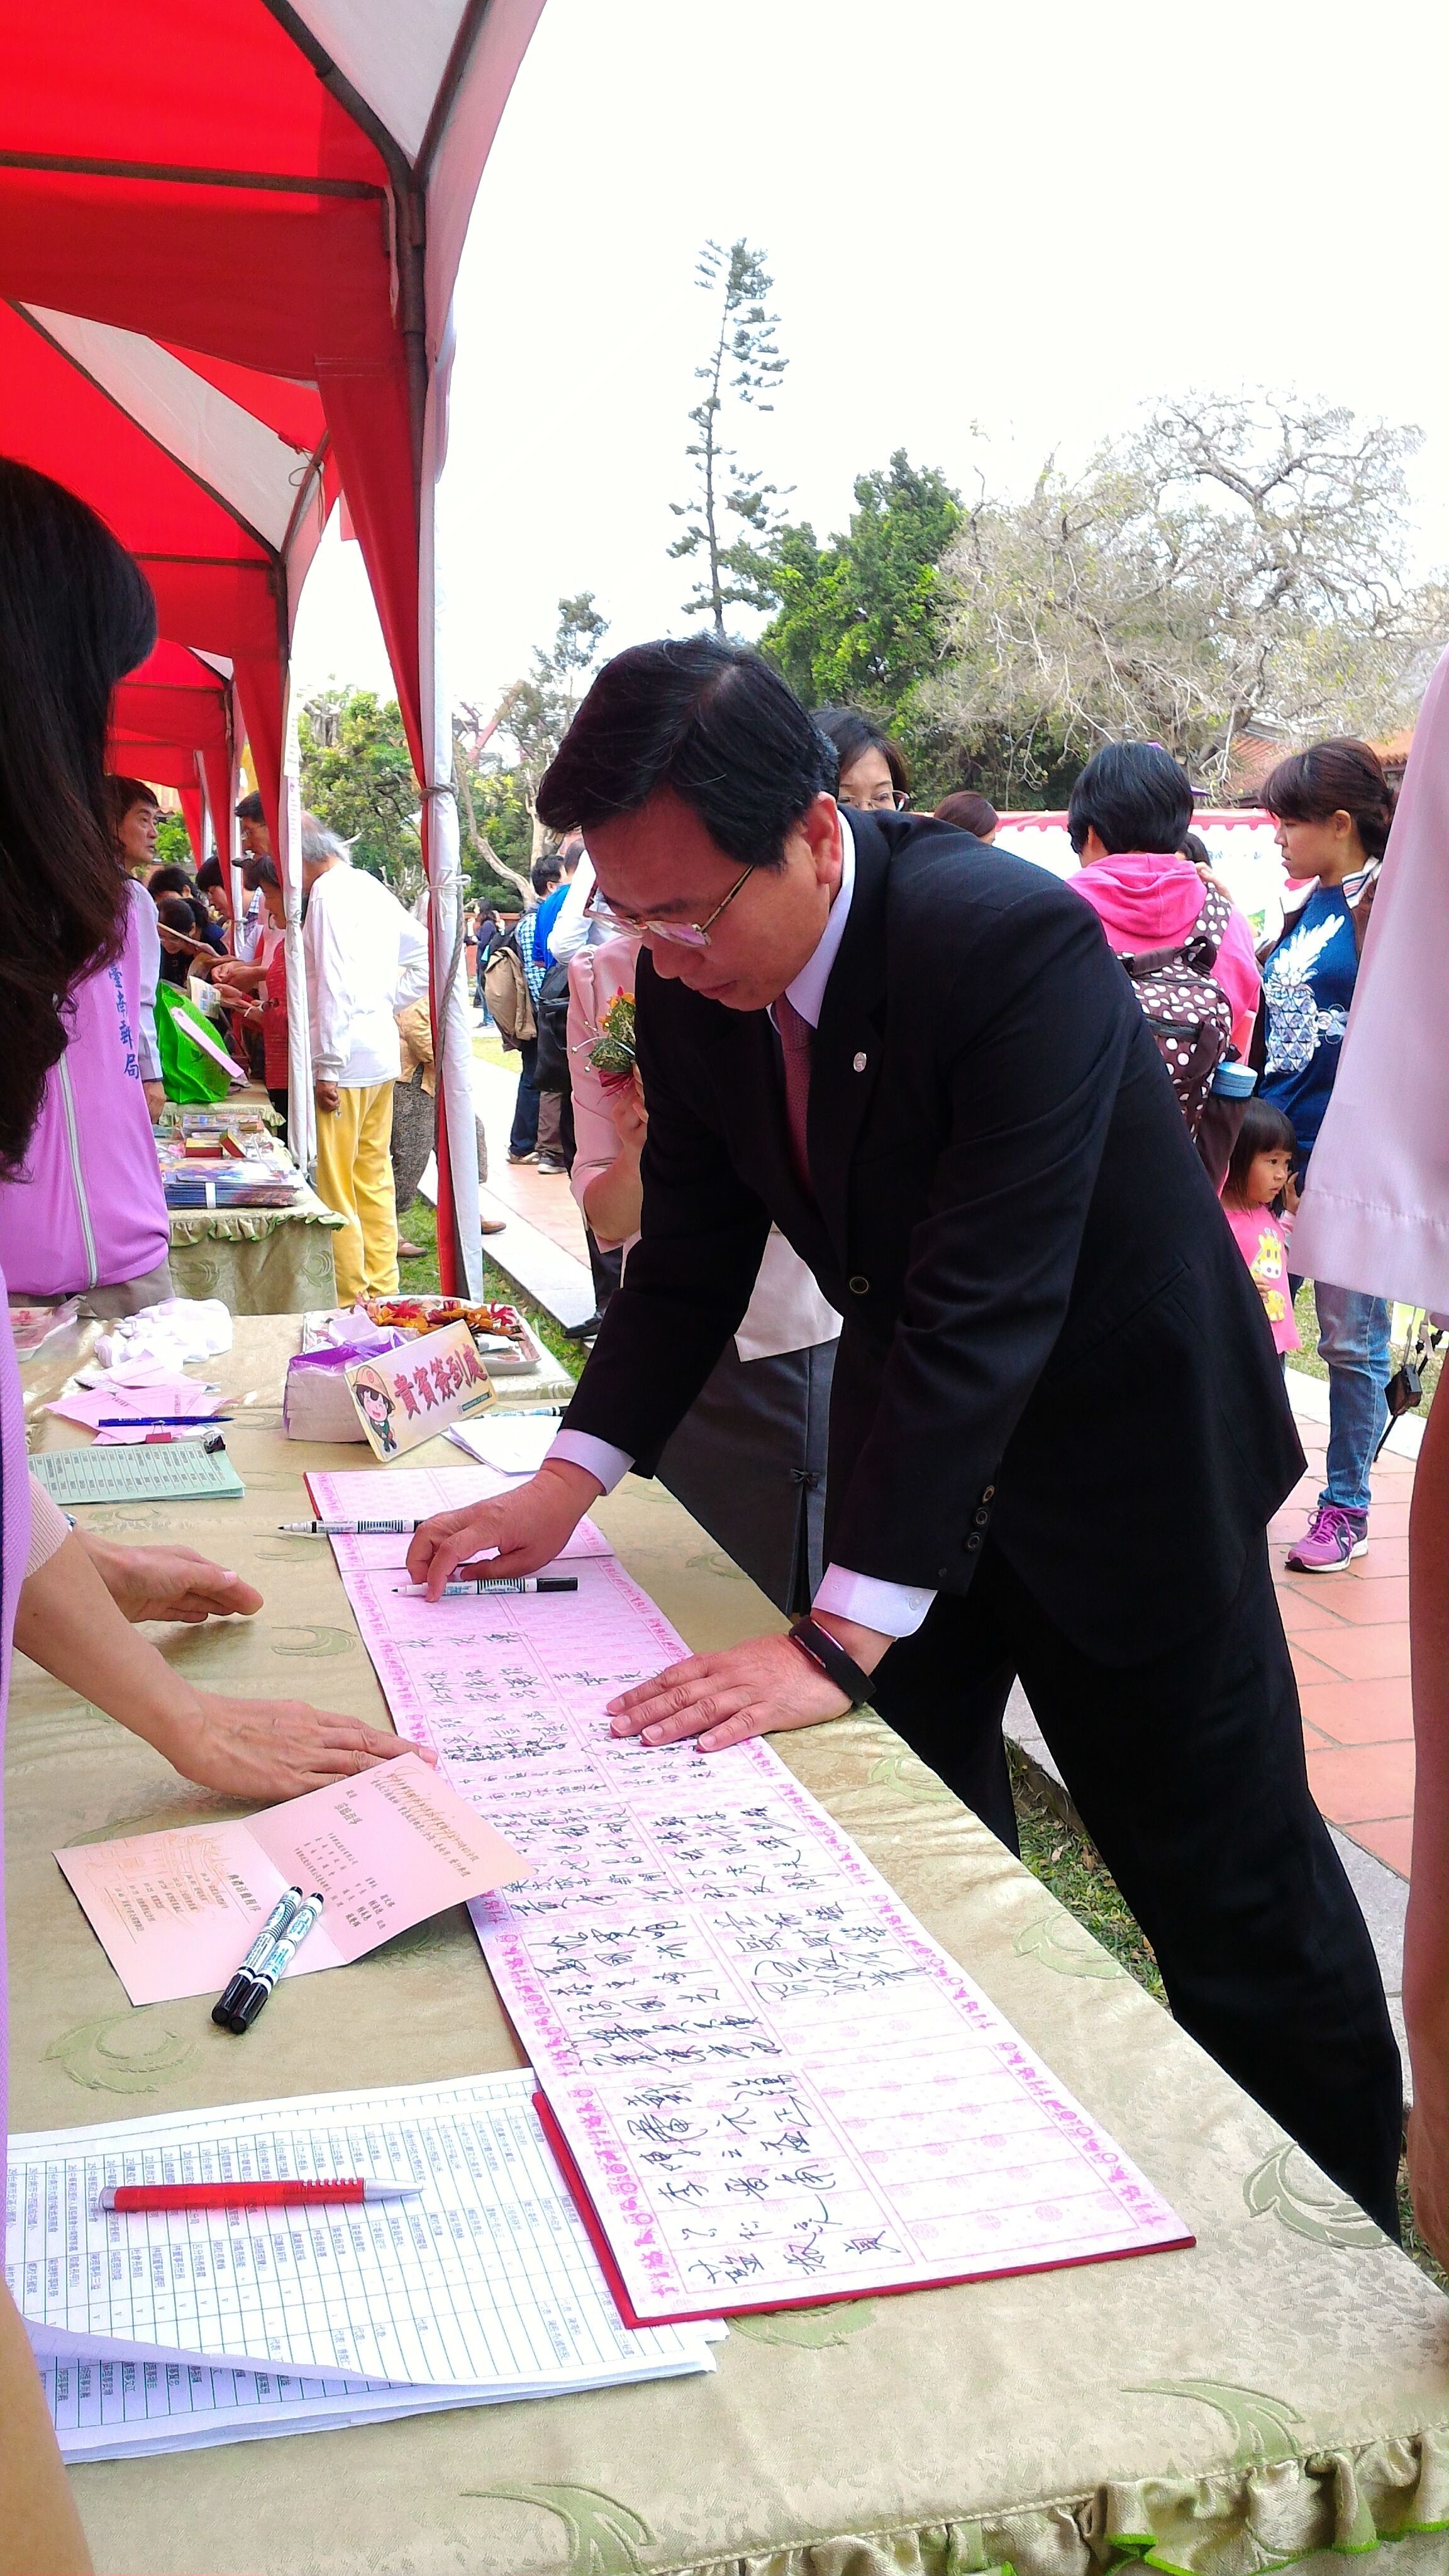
166, 1184, 345, 1316
12, 1320, 1448, 2576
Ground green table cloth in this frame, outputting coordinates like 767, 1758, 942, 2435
11, 1323, 1447, 2575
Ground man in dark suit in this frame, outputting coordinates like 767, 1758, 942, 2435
409, 640, 1402, 2234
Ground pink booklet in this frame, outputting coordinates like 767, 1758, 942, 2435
54, 1754, 530, 2008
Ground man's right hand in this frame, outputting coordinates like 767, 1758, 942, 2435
405, 1460, 601, 1597
314, 1078, 340, 1115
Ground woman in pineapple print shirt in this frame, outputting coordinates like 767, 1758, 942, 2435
1259, 740, 1392, 1571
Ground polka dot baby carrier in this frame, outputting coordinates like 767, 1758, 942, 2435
1118, 882, 1235, 1135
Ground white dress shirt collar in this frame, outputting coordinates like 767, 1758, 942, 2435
782, 810, 855, 1031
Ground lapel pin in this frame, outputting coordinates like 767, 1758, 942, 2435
852, 1051, 868, 1072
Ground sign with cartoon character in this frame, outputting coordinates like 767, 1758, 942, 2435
344, 1321, 496, 1460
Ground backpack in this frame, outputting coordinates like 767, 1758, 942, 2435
533, 960, 572, 1093
482, 931, 536, 1050
1118, 882, 1235, 1136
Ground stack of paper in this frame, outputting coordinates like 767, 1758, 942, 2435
309, 1468, 1194, 2326
9, 2070, 721, 2459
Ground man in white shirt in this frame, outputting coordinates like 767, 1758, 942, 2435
302, 819, 426, 1302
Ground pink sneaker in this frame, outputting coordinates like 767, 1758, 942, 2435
1286, 1503, 1368, 1572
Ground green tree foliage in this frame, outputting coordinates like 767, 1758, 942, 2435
927, 391, 1448, 802
152, 811, 194, 868
299, 689, 421, 896
670, 239, 789, 635
495, 593, 610, 856
758, 450, 962, 714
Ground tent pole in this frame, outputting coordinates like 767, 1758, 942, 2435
420, 345, 481, 1297
279, 687, 315, 1184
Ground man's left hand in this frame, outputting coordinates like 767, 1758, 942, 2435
608, 1629, 853, 1753
82, 1539, 263, 1625
143, 1079, 167, 1121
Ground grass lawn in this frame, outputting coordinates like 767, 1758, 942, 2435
1008, 1748, 1446, 2291
397, 1198, 581, 1382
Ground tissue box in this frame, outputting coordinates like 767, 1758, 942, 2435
284, 1330, 405, 1443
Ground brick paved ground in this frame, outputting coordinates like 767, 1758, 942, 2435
1272, 1417, 1414, 1880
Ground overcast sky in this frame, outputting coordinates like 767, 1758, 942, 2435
291, 0, 1449, 723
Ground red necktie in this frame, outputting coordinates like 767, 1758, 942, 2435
776, 989, 814, 1192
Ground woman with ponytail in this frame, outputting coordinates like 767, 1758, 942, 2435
1259, 739, 1396, 1571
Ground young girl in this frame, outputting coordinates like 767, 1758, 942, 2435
1222, 1098, 1300, 1355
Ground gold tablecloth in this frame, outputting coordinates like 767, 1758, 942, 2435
167, 1184, 344, 1316
12, 1323, 1447, 2576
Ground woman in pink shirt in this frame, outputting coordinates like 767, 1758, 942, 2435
1066, 741, 1260, 1060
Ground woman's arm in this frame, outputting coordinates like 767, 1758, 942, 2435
1406, 1370, 1449, 2262
15, 1534, 430, 1801
581, 1079, 647, 1248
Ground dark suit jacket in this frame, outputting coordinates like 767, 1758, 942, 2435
563, 813, 1305, 1665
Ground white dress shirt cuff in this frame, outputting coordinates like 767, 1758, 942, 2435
547, 1430, 633, 1494
814, 1564, 936, 1638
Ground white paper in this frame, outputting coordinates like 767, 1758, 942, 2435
9, 2069, 719, 2440
310, 1474, 1194, 2324
448, 1415, 557, 1477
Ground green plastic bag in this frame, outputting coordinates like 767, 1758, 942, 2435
153, 980, 242, 1105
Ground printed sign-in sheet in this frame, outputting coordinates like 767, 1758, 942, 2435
312, 1472, 1193, 2324
54, 1754, 528, 2006
9, 2070, 717, 2404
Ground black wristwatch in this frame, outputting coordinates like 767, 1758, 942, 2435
787, 1614, 875, 1708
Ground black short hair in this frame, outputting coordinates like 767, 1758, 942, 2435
1067, 741, 1194, 857
242, 852, 279, 891
195, 854, 223, 891
147, 863, 196, 899
536, 638, 838, 869
531, 857, 561, 897
814, 706, 909, 801
235, 789, 265, 823
103, 774, 159, 827
1224, 1096, 1297, 1203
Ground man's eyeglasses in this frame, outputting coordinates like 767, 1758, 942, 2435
586, 860, 756, 950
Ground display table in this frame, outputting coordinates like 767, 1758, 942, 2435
13, 1322, 1448, 2576
166, 1180, 345, 1315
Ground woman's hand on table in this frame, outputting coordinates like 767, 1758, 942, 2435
80, 1537, 263, 1626
406, 1459, 601, 1597
15, 1533, 430, 1804
608, 1612, 891, 1753
162, 1694, 434, 1802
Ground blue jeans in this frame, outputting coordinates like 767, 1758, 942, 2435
508, 1037, 541, 1156
1313, 1279, 1391, 1514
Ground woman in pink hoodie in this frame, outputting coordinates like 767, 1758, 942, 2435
1065, 741, 1260, 1061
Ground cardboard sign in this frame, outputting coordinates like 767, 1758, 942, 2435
344, 1319, 494, 1458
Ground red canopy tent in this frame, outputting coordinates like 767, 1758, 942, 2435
0, 0, 547, 1290
108, 641, 238, 871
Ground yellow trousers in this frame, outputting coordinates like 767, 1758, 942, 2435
313, 1080, 399, 1305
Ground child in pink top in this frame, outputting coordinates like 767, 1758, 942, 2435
1222, 1099, 1299, 1353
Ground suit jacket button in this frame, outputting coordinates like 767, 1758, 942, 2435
852, 1050, 868, 1072
848, 1275, 869, 1295
982, 1484, 996, 1501
974, 1507, 989, 1526
965, 1534, 982, 1552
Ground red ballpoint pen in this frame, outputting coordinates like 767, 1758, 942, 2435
98, 2180, 421, 2212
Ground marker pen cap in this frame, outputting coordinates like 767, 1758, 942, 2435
226, 1977, 265, 2032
